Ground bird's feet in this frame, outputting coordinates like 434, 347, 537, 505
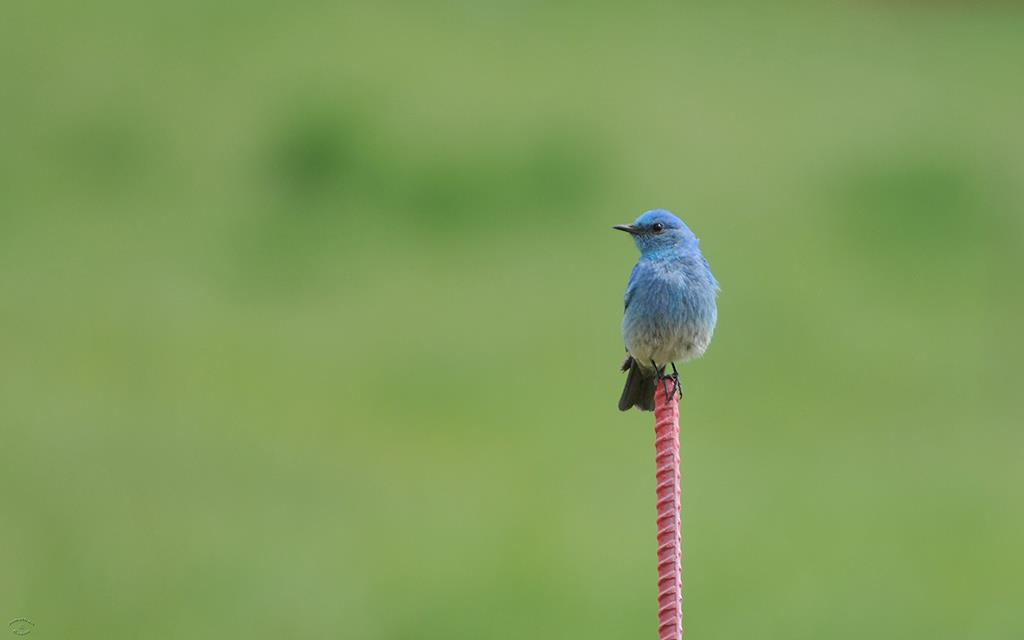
652, 361, 683, 402
669, 362, 683, 400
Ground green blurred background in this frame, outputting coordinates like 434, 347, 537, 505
2, 2, 1023, 638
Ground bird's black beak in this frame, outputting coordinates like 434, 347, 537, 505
613, 224, 640, 235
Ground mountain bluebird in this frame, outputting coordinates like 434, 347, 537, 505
614, 209, 719, 411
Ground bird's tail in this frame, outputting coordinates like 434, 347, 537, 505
619, 356, 657, 411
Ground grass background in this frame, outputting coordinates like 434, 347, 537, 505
2, 2, 1023, 638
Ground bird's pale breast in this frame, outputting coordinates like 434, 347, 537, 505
622, 259, 717, 369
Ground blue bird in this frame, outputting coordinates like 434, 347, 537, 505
614, 210, 719, 411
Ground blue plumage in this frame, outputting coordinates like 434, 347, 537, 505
614, 210, 719, 411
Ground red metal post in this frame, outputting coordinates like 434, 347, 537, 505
654, 383, 683, 639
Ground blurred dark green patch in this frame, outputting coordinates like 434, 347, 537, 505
404, 129, 606, 232
831, 153, 992, 260
263, 108, 364, 204
249, 114, 606, 247
520, 130, 605, 207
233, 106, 375, 291
406, 159, 502, 224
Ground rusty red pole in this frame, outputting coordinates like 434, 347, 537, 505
654, 383, 683, 640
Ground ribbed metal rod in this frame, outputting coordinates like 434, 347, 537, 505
653, 383, 682, 640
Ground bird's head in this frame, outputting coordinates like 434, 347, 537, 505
614, 209, 698, 254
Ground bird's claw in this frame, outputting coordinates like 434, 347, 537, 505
657, 363, 683, 402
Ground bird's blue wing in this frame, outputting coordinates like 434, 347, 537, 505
624, 263, 640, 310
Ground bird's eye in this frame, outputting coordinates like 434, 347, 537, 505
652, 223, 665, 233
